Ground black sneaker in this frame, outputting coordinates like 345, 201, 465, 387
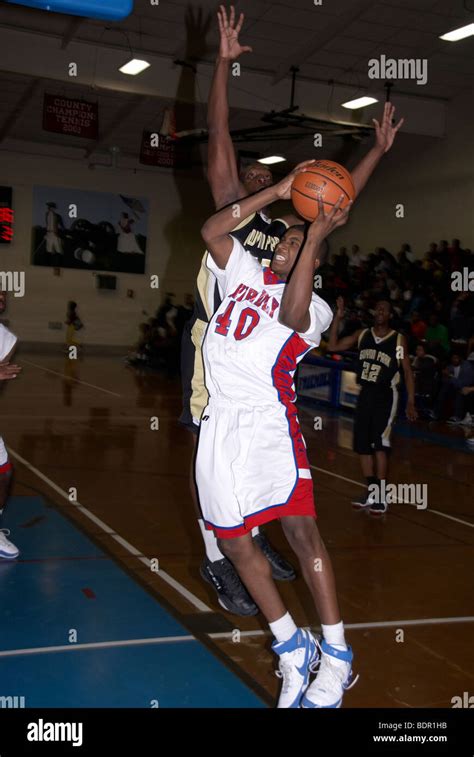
351, 489, 373, 509
253, 532, 296, 581
199, 557, 259, 616
369, 500, 388, 516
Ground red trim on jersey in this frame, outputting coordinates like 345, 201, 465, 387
204, 478, 316, 539
272, 332, 312, 470
0, 461, 12, 474
263, 268, 286, 286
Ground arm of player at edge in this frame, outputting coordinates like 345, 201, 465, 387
327, 297, 363, 352
202, 161, 316, 269
350, 102, 404, 196
278, 196, 351, 333
207, 5, 252, 209
400, 334, 418, 421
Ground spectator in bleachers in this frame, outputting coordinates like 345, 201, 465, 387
430, 353, 474, 422
425, 313, 449, 359
412, 343, 439, 415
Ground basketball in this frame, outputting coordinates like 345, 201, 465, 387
291, 160, 355, 221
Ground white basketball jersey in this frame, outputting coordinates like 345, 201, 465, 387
203, 235, 333, 407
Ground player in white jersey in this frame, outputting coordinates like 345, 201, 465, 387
0, 297, 22, 558
197, 161, 358, 709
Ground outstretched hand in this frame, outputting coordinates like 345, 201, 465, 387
217, 5, 252, 61
275, 160, 317, 200
373, 102, 404, 153
0, 362, 21, 380
309, 195, 352, 238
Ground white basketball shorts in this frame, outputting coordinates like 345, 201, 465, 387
195, 398, 316, 539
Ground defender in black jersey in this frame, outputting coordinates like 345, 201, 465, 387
180, 6, 406, 611
328, 298, 417, 514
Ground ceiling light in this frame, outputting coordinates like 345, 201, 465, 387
341, 96, 378, 110
119, 59, 150, 75
440, 23, 474, 42
258, 156, 286, 165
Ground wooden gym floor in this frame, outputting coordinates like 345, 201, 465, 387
2, 353, 473, 707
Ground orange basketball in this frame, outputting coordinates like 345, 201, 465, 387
291, 160, 355, 221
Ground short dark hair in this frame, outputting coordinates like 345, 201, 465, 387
284, 224, 329, 265
375, 297, 393, 312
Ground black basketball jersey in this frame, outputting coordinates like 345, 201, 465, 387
356, 328, 402, 389
231, 211, 287, 264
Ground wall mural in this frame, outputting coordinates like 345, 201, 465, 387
31, 186, 148, 274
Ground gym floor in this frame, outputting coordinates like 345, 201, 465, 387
2, 353, 473, 707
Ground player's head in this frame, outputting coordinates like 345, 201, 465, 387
271, 224, 328, 278
374, 298, 392, 326
240, 162, 273, 195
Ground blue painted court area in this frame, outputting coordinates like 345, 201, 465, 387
0, 497, 264, 708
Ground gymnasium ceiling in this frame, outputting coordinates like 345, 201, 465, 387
0, 0, 473, 167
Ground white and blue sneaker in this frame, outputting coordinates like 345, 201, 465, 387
301, 639, 358, 708
273, 628, 319, 708
0, 529, 19, 559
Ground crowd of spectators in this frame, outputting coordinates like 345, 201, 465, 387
128, 237, 474, 428
126, 293, 194, 377
320, 238, 474, 426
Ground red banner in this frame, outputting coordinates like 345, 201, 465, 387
0, 187, 13, 244
43, 94, 98, 139
139, 130, 177, 167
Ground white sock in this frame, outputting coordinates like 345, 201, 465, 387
251, 527, 260, 537
321, 621, 347, 651
198, 519, 225, 563
269, 612, 298, 643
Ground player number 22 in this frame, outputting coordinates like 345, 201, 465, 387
215, 301, 260, 341
361, 361, 381, 382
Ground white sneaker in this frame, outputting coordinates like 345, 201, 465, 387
460, 413, 473, 427
301, 639, 358, 708
272, 628, 319, 708
0, 529, 20, 559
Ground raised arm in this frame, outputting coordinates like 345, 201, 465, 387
207, 6, 252, 209
351, 102, 404, 197
279, 198, 351, 333
327, 297, 362, 352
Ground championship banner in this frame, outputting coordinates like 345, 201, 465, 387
140, 107, 186, 168
140, 130, 176, 167
43, 94, 99, 139
0, 186, 13, 244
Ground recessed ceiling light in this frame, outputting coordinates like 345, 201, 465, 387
119, 59, 151, 75
440, 23, 474, 42
258, 156, 286, 165
341, 96, 378, 110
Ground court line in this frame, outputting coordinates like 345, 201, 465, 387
209, 615, 474, 639
9, 448, 212, 613
0, 636, 197, 658
20, 359, 122, 397
6, 614, 474, 658
310, 464, 474, 529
